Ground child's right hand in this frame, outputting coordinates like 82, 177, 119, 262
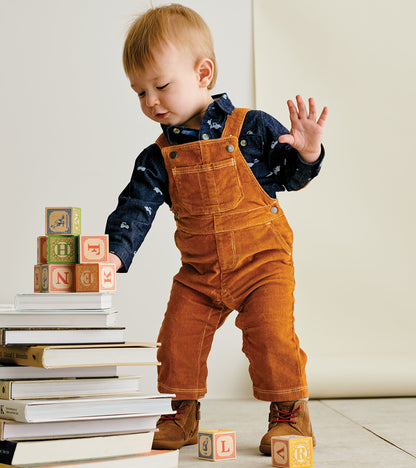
109, 253, 123, 271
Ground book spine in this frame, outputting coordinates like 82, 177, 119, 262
0, 383, 11, 400
0, 401, 27, 423
0, 346, 44, 368
0, 440, 17, 465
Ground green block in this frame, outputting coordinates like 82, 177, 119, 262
47, 235, 78, 264
45, 207, 81, 235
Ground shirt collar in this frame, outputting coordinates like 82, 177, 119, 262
161, 93, 234, 144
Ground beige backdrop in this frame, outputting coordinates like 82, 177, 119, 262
0, 0, 254, 399
1, 0, 414, 400
253, 0, 416, 396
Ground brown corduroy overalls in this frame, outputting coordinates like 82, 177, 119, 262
155, 108, 308, 402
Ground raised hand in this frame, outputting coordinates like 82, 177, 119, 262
278, 95, 328, 163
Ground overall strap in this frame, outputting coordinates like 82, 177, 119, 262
221, 108, 250, 138
156, 107, 250, 149
156, 133, 170, 150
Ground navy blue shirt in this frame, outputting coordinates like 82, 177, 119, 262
105, 93, 324, 272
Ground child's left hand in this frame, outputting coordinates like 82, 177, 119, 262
278, 95, 328, 163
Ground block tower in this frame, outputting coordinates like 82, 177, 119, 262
34, 207, 116, 293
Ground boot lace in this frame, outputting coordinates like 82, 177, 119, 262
160, 402, 188, 421
270, 405, 299, 425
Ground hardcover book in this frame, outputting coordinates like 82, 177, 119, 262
0, 365, 118, 380
0, 343, 159, 368
0, 376, 141, 400
0, 393, 174, 423
14, 293, 113, 311
0, 309, 119, 328
0, 414, 163, 441
0, 449, 179, 467
0, 328, 125, 346
0, 430, 155, 465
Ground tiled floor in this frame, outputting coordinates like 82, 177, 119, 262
178, 398, 416, 467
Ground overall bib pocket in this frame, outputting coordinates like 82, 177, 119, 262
172, 157, 243, 215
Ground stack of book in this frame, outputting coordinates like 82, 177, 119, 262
0, 208, 178, 467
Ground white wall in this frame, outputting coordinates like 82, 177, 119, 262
4, 0, 412, 401
0, 0, 254, 398
253, 0, 416, 397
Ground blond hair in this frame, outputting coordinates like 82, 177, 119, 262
123, 3, 217, 89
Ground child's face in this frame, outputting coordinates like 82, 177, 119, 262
129, 44, 213, 129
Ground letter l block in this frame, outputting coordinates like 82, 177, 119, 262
198, 430, 236, 461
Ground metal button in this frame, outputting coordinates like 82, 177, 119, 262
169, 151, 178, 159
202, 133, 210, 140
271, 206, 278, 214
226, 144, 234, 153
240, 139, 247, 147
173, 128, 180, 134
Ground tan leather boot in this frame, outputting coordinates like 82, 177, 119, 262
152, 400, 200, 450
259, 400, 316, 455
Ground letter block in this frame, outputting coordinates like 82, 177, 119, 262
79, 235, 109, 263
272, 436, 313, 468
45, 207, 81, 236
38, 235, 78, 264
37, 236, 48, 264
198, 430, 236, 461
75, 263, 116, 292
34, 265, 41, 292
40, 264, 76, 293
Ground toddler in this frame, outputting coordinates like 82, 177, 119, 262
105, 3, 328, 455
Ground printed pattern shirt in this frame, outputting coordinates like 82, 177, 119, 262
105, 93, 324, 272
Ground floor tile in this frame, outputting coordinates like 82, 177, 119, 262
322, 398, 416, 457
177, 399, 416, 467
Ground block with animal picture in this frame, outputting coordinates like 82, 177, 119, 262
40, 264, 75, 293
45, 207, 81, 236
76, 263, 116, 292
79, 234, 109, 263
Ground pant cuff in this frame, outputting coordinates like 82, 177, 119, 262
253, 385, 309, 402
158, 382, 207, 400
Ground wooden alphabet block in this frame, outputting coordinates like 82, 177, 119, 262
37, 235, 78, 264
37, 236, 48, 264
272, 436, 313, 467
198, 430, 236, 461
79, 235, 109, 263
75, 263, 116, 292
45, 207, 81, 236
40, 264, 76, 293
34, 265, 41, 292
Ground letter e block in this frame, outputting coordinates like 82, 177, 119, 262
79, 235, 109, 263
40, 264, 75, 293
45, 207, 81, 236
272, 436, 313, 467
198, 430, 236, 461
76, 263, 116, 292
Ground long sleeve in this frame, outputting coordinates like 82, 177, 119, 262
105, 143, 170, 272
240, 110, 324, 196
